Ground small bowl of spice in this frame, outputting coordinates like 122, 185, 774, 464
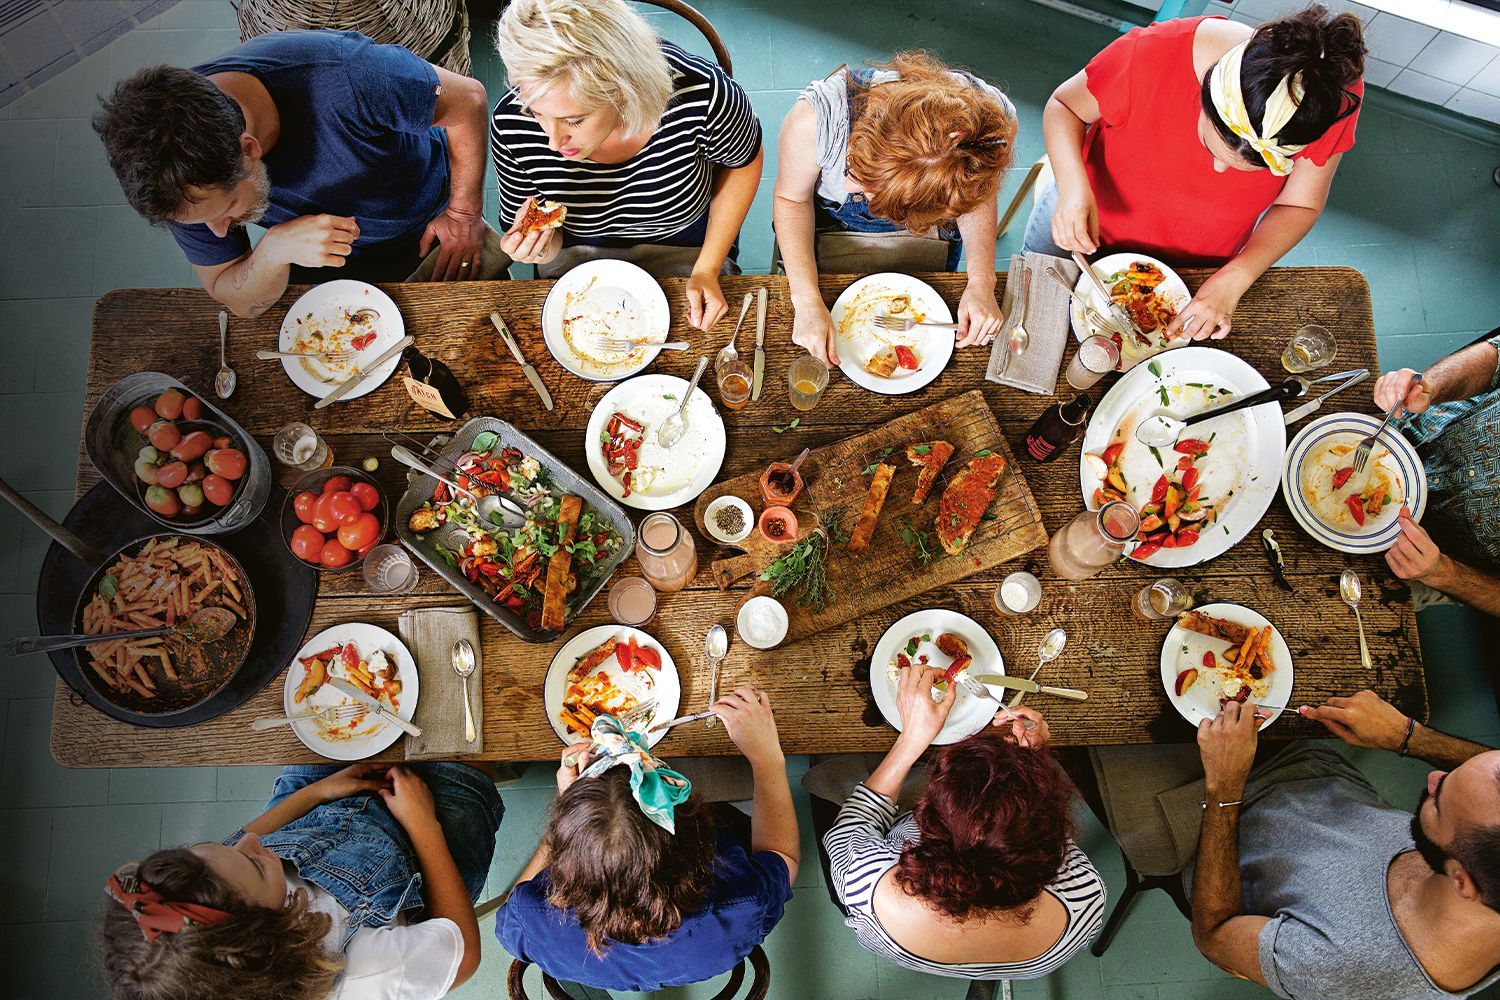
704, 495, 754, 545
758, 505, 798, 544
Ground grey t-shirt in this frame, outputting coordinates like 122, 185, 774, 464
1239, 758, 1500, 999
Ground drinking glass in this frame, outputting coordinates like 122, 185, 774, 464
1047, 501, 1140, 581
993, 571, 1042, 614
716, 361, 752, 410
608, 576, 658, 626
1133, 577, 1193, 620
1281, 324, 1337, 373
361, 544, 419, 594
273, 422, 333, 470
1065, 335, 1120, 390
788, 355, 829, 411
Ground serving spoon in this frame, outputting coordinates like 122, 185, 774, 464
390, 446, 524, 530
6, 606, 236, 656
1135, 378, 1307, 447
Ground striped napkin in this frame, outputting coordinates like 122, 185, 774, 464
398, 606, 484, 760
986, 253, 1080, 395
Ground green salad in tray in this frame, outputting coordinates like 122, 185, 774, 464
406, 431, 622, 631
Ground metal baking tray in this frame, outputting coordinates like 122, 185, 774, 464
394, 417, 636, 643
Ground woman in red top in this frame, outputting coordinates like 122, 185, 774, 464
1025, 4, 1365, 339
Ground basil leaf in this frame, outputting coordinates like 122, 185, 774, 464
1148, 361, 1162, 378
472, 431, 499, 453
98, 575, 118, 599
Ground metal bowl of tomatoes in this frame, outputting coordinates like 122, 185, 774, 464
281, 467, 388, 573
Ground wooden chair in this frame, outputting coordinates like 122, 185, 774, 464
506, 946, 771, 1000
635, 0, 732, 74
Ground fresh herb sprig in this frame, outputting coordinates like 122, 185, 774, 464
759, 529, 834, 614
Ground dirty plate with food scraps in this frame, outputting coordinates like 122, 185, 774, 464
583, 373, 726, 510
278, 280, 405, 400
1080, 347, 1284, 568
281, 623, 419, 761
1159, 602, 1293, 731
1069, 252, 1191, 372
1282, 411, 1426, 554
869, 609, 1006, 745
831, 272, 954, 395
541, 259, 670, 381
542, 624, 681, 749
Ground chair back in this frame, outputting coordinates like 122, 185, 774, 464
633, 0, 733, 73
507, 946, 771, 1000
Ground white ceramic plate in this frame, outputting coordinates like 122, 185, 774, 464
541, 259, 670, 381
584, 374, 726, 510
1282, 412, 1427, 554
281, 623, 420, 761
869, 609, 1006, 745
1160, 602, 1293, 731
1079, 347, 1285, 568
543, 624, 681, 748
831, 273, 954, 395
278, 281, 405, 400
1069, 252, 1192, 372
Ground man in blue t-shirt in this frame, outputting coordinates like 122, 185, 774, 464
93, 30, 489, 316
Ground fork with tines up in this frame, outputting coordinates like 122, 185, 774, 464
952, 675, 1037, 731
873, 314, 961, 333
585, 333, 690, 353
1352, 372, 1422, 474
250, 704, 364, 731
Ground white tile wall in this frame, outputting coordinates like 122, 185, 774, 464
1388, 67, 1463, 103
1407, 30, 1498, 83
1363, 13, 1441, 64
1363, 56, 1405, 87
1446, 85, 1500, 121
1469, 49, 1500, 95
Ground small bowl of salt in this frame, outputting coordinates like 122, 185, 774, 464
704, 495, 754, 544
737, 595, 789, 650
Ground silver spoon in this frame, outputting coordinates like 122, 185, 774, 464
716, 292, 754, 369
452, 638, 477, 743
703, 624, 728, 729
1339, 570, 1372, 670
1008, 627, 1067, 708
6, 606, 236, 656
390, 446, 524, 530
1007, 262, 1031, 357
215, 310, 236, 399
658, 356, 711, 449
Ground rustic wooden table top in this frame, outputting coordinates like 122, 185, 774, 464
52, 267, 1426, 767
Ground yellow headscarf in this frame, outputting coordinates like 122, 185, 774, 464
1208, 40, 1306, 176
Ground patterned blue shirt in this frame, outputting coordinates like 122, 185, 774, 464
1397, 333, 1500, 571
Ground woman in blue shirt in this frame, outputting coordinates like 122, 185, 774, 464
496, 689, 798, 992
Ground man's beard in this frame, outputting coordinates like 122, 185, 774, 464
230, 162, 271, 226
1411, 789, 1452, 876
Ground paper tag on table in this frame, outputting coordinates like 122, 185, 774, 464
403, 377, 456, 419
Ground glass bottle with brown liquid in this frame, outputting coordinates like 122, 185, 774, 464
1024, 393, 1091, 462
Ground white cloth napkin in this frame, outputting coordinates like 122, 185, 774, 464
986, 253, 1080, 395
398, 606, 483, 759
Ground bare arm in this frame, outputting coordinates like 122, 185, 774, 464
773, 100, 840, 363
1300, 689, 1492, 771
1040, 72, 1101, 254
715, 688, 799, 881
420, 67, 489, 280
196, 213, 362, 318
686, 147, 764, 330
1376, 340, 1500, 410
240, 763, 387, 836
1423, 559, 1500, 619
954, 195, 1002, 347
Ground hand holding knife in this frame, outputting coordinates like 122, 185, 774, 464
490, 312, 554, 410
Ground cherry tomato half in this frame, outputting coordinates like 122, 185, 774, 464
293, 490, 319, 524
349, 481, 380, 512
290, 524, 325, 563
336, 512, 381, 551
319, 538, 355, 569
327, 491, 363, 526
321, 474, 352, 495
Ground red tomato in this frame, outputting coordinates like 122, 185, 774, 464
293, 490, 319, 524
1173, 439, 1210, 456
349, 481, 380, 512
1134, 537, 1164, 560
290, 524, 325, 563
154, 389, 185, 420
147, 421, 181, 452
204, 448, 247, 480
356, 542, 375, 557
633, 645, 662, 670
203, 474, 235, 507
1149, 475, 1169, 504
322, 475, 352, 495
181, 396, 203, 421
1202, 651, 1218, 669
320, 539, 355, 569
212, 435, 233, 450
1101, 442, 1125, 467
1344, 494, 1366, 526
615, 642, 636, 672
1332, 466, 1353, 489
340, 644, 360, 669
1182, 467, 1200, 494
144, 485, 181, 517
893, 345, 918, 370
328, 491, 363, 526
336, 512, 380, 551
312, 493, 341, 533
155, 461, 189, 489
170, 431, 212, 462
1176, 528, 1200, 546
129, 406, 157, 433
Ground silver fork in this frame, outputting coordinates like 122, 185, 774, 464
1044, 265, 1127, 337
586, 333, 689, 353
1352, 372, 1420, 474
953, 675, 1038, 730
872, 314, 961, 333
255, 347, 356, 364
561, 698, 658, 768
250, 704, 363, 732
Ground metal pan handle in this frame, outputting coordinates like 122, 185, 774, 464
0, 477, 106, 568
7, 625, 173, 656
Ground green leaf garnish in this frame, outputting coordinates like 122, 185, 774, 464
472, 431, 499, 453
1148, 361, 1162, 378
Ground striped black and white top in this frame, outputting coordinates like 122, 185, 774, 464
490, 42, 761, 244
826, 784, 1106, 981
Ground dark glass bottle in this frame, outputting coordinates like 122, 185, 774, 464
402, 346, 468, 419
1024, 393, 1092, 462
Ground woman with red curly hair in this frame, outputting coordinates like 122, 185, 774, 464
811, 663, 1105, 981
774, 52, 1018, 363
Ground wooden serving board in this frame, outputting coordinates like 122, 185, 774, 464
692, 390, 1047, 644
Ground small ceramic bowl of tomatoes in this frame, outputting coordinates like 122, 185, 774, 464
281, 467, 388, 572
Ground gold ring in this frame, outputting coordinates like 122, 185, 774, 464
460, 261, 471, 268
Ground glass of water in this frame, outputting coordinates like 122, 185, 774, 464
362, 544, 419, 594
1133, 577, 1193, 620
1281, 324, 1337, 373
273, 422, 333, 471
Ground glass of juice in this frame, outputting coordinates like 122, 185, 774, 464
788, 355, 829, 411
1065, 335, 1120, 390
608, 576, 658, 626
716, 361, 752, 409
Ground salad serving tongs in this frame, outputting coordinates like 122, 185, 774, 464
390, 445, 526, 531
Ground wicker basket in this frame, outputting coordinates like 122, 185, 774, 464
235, 0, 472, 75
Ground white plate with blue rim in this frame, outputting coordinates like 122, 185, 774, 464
869, 609, 1006, 745
1281, 411, 1426, 554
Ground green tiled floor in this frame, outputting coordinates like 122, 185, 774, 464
1, 1, 1498, 997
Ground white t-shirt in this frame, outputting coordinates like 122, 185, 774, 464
285, 870, 463, 1000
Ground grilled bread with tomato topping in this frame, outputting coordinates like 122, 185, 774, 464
864, 349, 900, 379
935, 454, 1006, 555
520, 198, 567, 235
540, 495, 583, 632
906, 440, 954, 504
848, 463, 896, 555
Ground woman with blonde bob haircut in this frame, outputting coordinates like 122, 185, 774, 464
491, 0, 763, 330
775, 51, 1017, 364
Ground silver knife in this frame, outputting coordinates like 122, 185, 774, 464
326, 677, 424, 737
750, 285, 767, 401
970, 674, 1089, 701
314, 335, 415, 409
648, 708, 717, 733
1283, 368, 1370, 425
489, 312, 554, 411
1071, 251, 1142, 344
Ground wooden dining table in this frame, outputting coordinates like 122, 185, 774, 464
52, 267, 1427, 767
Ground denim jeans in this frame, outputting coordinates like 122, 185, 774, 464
816, 194, 963, 271
228, 763, 503, 948
1020, 179, 1067, 258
